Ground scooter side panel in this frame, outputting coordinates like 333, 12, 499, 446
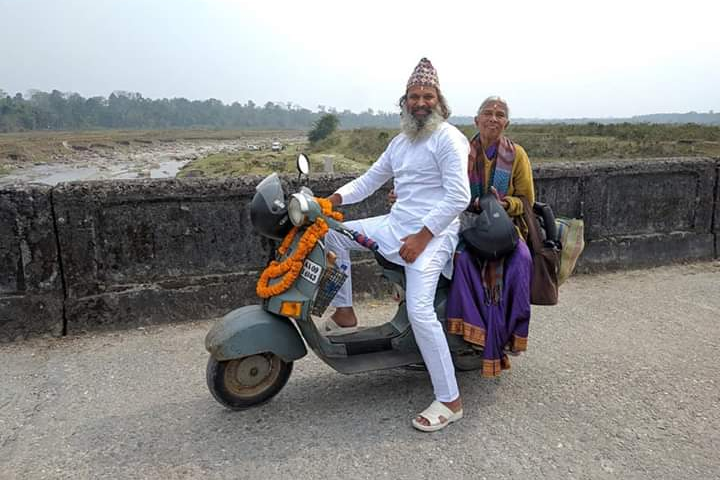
205, 304, 307, 362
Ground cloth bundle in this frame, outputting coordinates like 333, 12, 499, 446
555, 217, 585, 286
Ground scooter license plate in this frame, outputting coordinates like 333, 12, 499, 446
300, 259, 322, 284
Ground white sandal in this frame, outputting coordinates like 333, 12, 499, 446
412, 400, 463, 432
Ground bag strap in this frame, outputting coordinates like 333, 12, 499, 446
519, 196, 543, 254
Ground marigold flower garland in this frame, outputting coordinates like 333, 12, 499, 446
256, 197, 343, 298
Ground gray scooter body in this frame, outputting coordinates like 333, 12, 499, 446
206, 237, 481, 374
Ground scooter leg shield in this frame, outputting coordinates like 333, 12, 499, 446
205, 304, 307, 362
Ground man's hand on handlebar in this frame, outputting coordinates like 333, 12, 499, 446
327, 193, 342, 207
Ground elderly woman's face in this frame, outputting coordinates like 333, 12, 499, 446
475, 103, 509, 142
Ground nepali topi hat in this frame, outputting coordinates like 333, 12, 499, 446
406, 57, 440, 91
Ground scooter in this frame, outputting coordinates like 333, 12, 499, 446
204, 154, 486, 410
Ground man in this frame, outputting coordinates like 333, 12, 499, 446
324, 58, 471, 432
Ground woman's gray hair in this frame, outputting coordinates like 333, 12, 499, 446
477, 96, 510, 120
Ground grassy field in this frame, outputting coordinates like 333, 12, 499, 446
176, 151, 370, 178
176, 128, 396, 177
304, 122, 720, 169
179, 151, 300, 177
481, 123, 720, 162
1, 124, 718, 179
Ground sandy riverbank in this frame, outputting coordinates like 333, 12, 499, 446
0, 132, 305, 186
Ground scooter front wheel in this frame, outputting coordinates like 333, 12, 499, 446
206, 353, 292, 410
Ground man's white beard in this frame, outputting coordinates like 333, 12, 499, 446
400, 105, 444, 140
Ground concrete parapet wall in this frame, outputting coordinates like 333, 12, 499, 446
1, 157, 717, 340
534, 158, 718, 270
0, 185, 64, 341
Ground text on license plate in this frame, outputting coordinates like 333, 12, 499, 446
300, 259, 322, 284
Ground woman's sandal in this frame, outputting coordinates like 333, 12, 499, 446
411, 400, 463, 432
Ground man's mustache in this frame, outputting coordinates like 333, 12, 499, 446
411, 107, 431, 117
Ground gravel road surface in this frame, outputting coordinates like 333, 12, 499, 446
1, 262, 719, 480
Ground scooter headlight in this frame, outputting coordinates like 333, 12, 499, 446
288, 194, 309, 226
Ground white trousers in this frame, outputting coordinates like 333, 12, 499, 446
325, 219, 460, 402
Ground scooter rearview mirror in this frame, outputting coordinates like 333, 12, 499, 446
296, 153, 310, 176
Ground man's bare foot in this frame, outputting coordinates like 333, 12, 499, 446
331, 307, 358, 328
414, 397, 463, 428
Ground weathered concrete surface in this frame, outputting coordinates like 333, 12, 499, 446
1, 262, 718, 479
1, 157, 718, 339
50, 175, 393, 335
51, 178, 273, 334
714, 161, 720, 257
535, 158, 718, 272
580, 232, 716, 270
0, 185, 63, 341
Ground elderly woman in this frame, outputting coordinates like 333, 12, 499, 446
446, 96, 535, 378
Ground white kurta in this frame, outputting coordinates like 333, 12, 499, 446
335, 122, 471, 273
326, 122, 471, 402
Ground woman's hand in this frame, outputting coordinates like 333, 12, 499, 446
490, 186, 509, 209
387, 189, 397, 205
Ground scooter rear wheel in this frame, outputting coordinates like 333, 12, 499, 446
206, 353, 292, 410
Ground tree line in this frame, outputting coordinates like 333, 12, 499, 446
0, 89, 402, 133
3, 88, 716, 133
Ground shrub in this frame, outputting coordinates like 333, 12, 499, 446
308, 114, 340, 143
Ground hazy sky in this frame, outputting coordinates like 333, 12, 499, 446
1, 0, 719, 118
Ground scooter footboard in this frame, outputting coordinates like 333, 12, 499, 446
205, 305, 307, 362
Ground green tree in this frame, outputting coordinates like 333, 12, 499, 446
308, 113, 340, 143
0, 88, 402, 132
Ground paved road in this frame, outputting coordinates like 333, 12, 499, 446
1, 262, 719, 480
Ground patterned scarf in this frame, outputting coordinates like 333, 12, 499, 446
467, 134, 516, 304
468, 133, 516, 201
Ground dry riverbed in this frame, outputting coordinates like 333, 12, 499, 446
0, 130, 306, 186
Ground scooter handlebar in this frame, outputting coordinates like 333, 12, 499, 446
324, 217, 379, 252
348, 229, 379, 252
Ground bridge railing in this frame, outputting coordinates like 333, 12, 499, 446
1, 157, 717, 341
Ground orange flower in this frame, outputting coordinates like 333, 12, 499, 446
256, 201, 338, 299
278, 226, 298, 255
316, 197, 344, 221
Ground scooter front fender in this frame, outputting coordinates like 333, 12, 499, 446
205, 304, 307, 362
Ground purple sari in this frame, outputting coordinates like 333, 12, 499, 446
447, 240, 532, 377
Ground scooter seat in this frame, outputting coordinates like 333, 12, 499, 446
373, 251, 403, 272
373, 251, 451, 289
